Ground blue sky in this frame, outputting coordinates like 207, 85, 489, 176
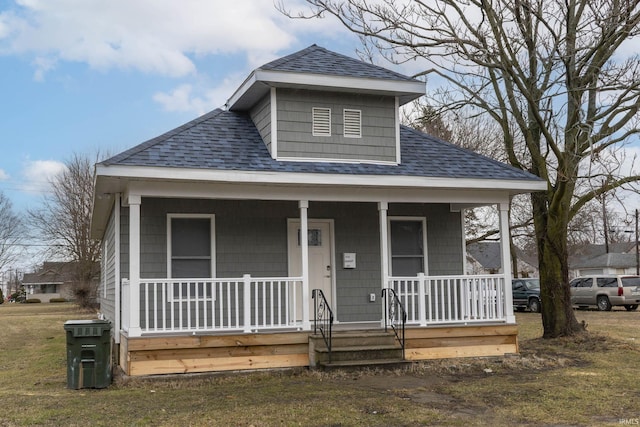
0, 0, 366, 213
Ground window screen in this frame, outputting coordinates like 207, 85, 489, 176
171, 217, 211, 278
390, 220, 424, 276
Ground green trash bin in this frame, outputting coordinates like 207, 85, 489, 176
64, 319, 112, 389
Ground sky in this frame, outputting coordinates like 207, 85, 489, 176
2, 1, 640, 272
0, 0, 366, 214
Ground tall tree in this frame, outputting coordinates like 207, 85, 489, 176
28, 153, 101, 308
284, 0, 640, 337
0, 192, 22, 273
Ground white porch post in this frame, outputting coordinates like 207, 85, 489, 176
299, 200, 311, 330
128, 194, 142, 337
379, 202, 389, 325
114, 194, 121, 343
499, 202, 516, 323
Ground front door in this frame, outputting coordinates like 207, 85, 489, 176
288, 220, 334, 320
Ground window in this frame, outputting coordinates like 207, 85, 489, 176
343, 109, 361, 138
389, 219, 426, 276
168, 215, 214, 278
297, 228, 322, 246
312, 107, 331, 136
597, 277, 617, 288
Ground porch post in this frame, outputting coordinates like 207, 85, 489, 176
114, 194, 121, 343
128, 194, 142, 337
379, 202, 389, 326
299, 200, 311, 330
499, 202, 516, 323
378, 202, 389, 288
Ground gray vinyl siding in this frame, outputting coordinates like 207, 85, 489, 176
249, 94, 272, 154
138, 198, 297, 278
276, 89, 397, 163
388, 203, 464, 275
121, 198, 464, 326
99, 208, 117, 323
310, 202, 381, 322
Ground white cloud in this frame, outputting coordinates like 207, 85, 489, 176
153, 73, 245, 114
0, 0, 304, 79
20, 159, 66, 194
0, 169, 8, 180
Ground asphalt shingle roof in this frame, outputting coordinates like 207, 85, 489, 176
102, 108, 540, 182
259, 44, 419, 82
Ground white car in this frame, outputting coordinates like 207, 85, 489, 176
569, 275, 640, 311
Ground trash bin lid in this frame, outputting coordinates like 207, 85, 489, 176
64, 319, 111, 336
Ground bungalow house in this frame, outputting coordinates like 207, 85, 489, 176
22, 261, 95, 303
466, 241, 539, 278
569, 242, 640, 277
91, 45, 545, 376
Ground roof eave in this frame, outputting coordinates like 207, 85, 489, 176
226, 69, 425, 111
91, 164, 544, 239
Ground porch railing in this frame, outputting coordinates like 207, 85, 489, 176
382, 288, 407, 359
388, 274, 506, 326
122, 275, 303, 334
312, 288, 333, 363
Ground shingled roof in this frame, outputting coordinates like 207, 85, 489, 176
259, 44, 418, 82
101, 108, 539, 182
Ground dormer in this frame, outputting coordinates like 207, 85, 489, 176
226, 45, 425, 165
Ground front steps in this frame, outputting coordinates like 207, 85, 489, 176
309, 329, 407, 370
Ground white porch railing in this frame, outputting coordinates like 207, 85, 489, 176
120, 273, 507, 335
388, 274, 506, 326
121, 275, 304, 335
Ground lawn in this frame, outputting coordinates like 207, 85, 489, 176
1, 303, 639, 426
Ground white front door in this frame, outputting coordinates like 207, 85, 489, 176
288, 220, 334, 320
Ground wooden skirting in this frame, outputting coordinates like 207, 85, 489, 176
119, 324, 518, 376
405, 324, 519, 360
120, 331, 310, 376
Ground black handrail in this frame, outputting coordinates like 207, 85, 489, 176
312, 289, 334, 363
382, 288, 407, 359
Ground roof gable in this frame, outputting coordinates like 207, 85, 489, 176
260, 45, 418, 82
227, 45, 425, 110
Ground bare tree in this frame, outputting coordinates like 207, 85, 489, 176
0, 192, 23, 273
28, 153, 101, 308
283, 0, 640, 337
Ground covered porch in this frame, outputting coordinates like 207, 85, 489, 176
109, 185, 517, 375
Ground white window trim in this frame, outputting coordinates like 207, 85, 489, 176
312, 107, 331, 137
166, 214, 216, 279
343, 108, 362, 138
387, 216, 429, 276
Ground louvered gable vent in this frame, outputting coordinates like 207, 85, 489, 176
343, 109, 361, 138
312, 107, 331, 136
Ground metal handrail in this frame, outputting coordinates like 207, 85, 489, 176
382, 288, 407, 359
312, 289, 334, 363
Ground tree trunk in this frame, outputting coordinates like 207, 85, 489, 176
533, 192, 585, 337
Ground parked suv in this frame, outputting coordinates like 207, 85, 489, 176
512, 278, 541, 312
569, 275, 640, 311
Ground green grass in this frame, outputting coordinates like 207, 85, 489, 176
1, 303, 639, 426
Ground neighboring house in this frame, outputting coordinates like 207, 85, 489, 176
466, 242, 538, 277
21, 262, 79, 302
569, 242, 640, 277
90, 45, 545, 377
